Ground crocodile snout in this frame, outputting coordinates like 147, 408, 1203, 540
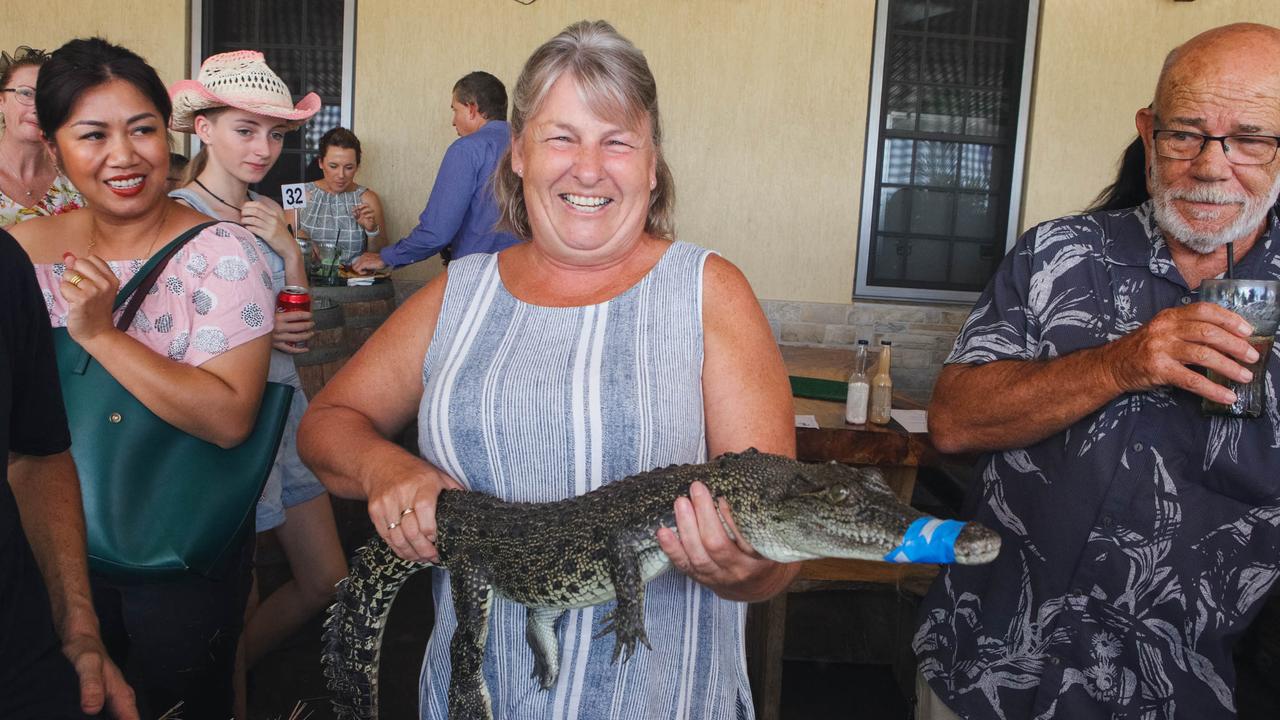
952, 522, 1001, 565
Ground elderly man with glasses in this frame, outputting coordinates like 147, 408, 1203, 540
913, 23, 1280, 720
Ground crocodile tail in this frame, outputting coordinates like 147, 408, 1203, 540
324, 539, 430, 720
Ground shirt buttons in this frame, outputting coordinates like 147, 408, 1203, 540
1101, 514, 1115, 528
1049, 656, 1062, 667
1133, 442, 1145, 453
1180, 296, 1192, 305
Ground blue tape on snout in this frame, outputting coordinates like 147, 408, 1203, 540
883, 517, 966, 564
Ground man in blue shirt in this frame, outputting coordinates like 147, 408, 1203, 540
352, 71, 520, 272
915, 23, 1280, 720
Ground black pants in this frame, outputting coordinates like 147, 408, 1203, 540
0, 528, 91, 720
91, 536, 254, 720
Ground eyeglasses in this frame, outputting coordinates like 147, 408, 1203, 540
1153, 129, 1280, 166
1, 86, 35, 106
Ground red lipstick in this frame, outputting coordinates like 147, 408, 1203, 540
105, 174, 146, 198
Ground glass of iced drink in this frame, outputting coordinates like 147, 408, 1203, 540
1199, 278, 1280, 418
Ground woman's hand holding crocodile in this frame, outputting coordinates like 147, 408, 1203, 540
656, 480, 784, 600
364, 457, 463, 564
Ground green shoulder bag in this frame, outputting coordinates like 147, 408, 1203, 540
53, 222, 294, 579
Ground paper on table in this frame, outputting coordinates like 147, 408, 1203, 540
890, 409, 928, 434
794, 414, 819, 429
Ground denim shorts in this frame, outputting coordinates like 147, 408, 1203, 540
256, 388, 328, 531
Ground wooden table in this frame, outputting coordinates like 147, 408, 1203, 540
746, 346, 945, 720
782, 345, 940, 531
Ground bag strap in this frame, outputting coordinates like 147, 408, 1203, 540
113, 221, 219, 331
66, 221, 219, 375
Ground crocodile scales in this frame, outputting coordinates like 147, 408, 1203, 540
323, 449, 1001, 720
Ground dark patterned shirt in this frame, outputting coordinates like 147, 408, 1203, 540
915, 202, 1280, 720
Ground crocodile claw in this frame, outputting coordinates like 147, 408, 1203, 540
595, 608, 653, 663
525, 607, 563, 688
530, 650, 557, 689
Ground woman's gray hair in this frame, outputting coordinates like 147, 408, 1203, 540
494, 20, 675, 240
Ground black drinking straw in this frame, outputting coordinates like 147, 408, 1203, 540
1226, 242, 1235, 279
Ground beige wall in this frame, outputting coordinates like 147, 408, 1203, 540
356, 0, 877, 302
366, 0, 1280, 302
0, 1, 189, 154
11, 2, 1279, 303
0, 1, 188, 94
1022, 0, 1280, 232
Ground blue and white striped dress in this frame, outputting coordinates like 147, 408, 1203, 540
417, 241, 754, 720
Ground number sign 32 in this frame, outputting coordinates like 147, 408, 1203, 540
281, 182, 307, 210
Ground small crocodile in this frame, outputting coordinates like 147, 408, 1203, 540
323, 449, 1000, 720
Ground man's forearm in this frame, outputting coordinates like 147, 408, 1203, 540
8, 451, 100, 640
379, 221, 449, 268
930, 343, 1125, 454
380, 148, 476, 268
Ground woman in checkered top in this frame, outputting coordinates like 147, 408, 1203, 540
297, 126, 386, 272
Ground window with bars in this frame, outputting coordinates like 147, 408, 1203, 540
856, 0, 1037, 302
193, 0, 354, 200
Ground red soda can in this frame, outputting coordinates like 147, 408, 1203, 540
276, 286, 311, 349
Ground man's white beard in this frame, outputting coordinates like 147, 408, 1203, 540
1150, 163, 1280, 254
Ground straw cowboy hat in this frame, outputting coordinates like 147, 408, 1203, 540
169, 50, 320, 133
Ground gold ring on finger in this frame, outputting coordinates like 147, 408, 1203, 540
65, 272, 84, 288
399, 507, 415, 518
387, 520, 399, 531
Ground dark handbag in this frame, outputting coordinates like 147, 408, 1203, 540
52, 222, 294, 579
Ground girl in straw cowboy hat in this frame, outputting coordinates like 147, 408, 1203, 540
168, 50, 347, 715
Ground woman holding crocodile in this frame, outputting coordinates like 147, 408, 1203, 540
299, 19, 797, 719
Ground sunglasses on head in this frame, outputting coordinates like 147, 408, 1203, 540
1, 46, 50, 66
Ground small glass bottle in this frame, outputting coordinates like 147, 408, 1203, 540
845, 340, 871, 424
868, 340, 893, 425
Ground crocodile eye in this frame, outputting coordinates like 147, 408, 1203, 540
827, 485, 850, 504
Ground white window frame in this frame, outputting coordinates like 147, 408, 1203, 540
854, 0, 1040, 303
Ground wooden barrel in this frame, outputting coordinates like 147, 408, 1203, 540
312, 282, 396, 352
293, 296, 347, 400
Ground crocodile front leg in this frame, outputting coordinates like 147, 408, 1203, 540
448, 564, 495, 720
595, 541, 652, 663
525, 606, 565, 689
